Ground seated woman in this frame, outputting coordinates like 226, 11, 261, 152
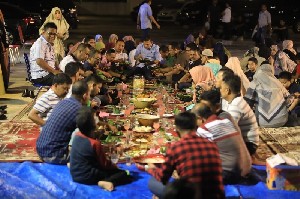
225, 57, 250, 95
244, 64, 299, 127
189, 66, 215, 103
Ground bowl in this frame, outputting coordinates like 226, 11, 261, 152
137, 114, 160, 127
131, 98, 156, 109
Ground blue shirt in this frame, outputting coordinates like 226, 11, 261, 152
36, 97, 82, 161
135, 43, 161, 68
139, 3, 152, 29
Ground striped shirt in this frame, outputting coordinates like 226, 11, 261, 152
29, 36, 55, 79
222, 96, 260, 145
33, 88, 61, 121
197, 115, 251, 175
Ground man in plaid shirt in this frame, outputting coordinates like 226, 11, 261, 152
145, 112, 224, 198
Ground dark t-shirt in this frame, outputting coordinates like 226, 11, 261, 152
289, 82, 300, 94
245, 70, 255, 82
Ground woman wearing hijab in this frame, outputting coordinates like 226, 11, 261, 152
269, 44, 297, 76
225, 57, 250, 95
39, 7, 70, 63
189, 66, 215, 103
95, 34, 105, 51
282, 40, 298, 63
105, 34, 118, 50
244, 64, 299, 127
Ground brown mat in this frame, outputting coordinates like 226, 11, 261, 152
256, 127, 300, 163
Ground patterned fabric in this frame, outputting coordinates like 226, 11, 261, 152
33, 88, 61, 121
244, 64, 289, 127
148, 132, 224, 198
29, 36, 55, 79
36, 97, 82, 164
222, 96, 260, 145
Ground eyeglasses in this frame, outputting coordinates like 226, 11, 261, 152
47, 32, 57, 36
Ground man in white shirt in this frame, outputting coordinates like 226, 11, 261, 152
220, 73, 260, 162
137, 0, 160, 40
221, 2, 231, 40
257, 4, 272, 45
59, 43, 90, 72
29, 22, 61, 86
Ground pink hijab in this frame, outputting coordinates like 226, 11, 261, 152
189, 66, 215, 86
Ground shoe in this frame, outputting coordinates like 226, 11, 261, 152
0, 110, 7, 114
29, 90, 36, 99
0, 113, 7, 120
0, 105, 7, 110
22, 89, 30, 97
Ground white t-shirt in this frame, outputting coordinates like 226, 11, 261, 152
222, 7, 231, 23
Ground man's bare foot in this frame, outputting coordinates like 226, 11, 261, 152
152, 195, 159, 199
67, 162, 70, 168
98, 181, 114, 191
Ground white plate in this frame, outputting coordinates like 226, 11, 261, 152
163, 113, 174, 118
110, 112, 124, 116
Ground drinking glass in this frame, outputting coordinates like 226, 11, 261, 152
124, 119, 131, 131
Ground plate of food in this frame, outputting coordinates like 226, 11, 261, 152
163, 113, 174, 118
133, 126, 153, 133
133, 154, 165, 164
110, 112, 124, 116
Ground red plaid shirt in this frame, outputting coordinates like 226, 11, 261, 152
148, 132, 224, 198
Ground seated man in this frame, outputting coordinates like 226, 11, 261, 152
36, 80, 90, 164
134, 36, 161, 80
70, 107, 132, 191
59, 43, 90, 72
220, 74, 260, 163
29, 22, 61, 86
193, 102, 252, 184
101, 49, 126, 81
65, 62, 85, 98
245, 57, 258, 82
28, 73, 72, 126
144, 112, 224, 198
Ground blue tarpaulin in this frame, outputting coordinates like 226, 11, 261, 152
0, 162, 299, 199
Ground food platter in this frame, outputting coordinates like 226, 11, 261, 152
133, 126, 153, 133
163, 113, 174, 118
133, 154, 165, 164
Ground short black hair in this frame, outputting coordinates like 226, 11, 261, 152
278, 71, 292, 80
185, 42, 198, 51
88, 49, 100, 59
43, 22, 57, 30
84, 74, 103, 85
72, 80, 89, 97
194, 103, 214, 119
169, 41, 180, 50
159, 45, 169, 53
223, 74, 241, 94
84, 35, 94, 42
219, 67, 234, 80
65, 62, 81, 77
52, 73, 72, 85
76, 106, 96, 137
106, 48, 116, 54
200, 90, 221, 106
116, 39, 125, 44
142, 36, 151, 42
248, 57, 258, 65
175, 112, 197, 131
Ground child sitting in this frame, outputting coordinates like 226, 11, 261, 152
70, 106, 132, 191
245, 57, 258, 81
